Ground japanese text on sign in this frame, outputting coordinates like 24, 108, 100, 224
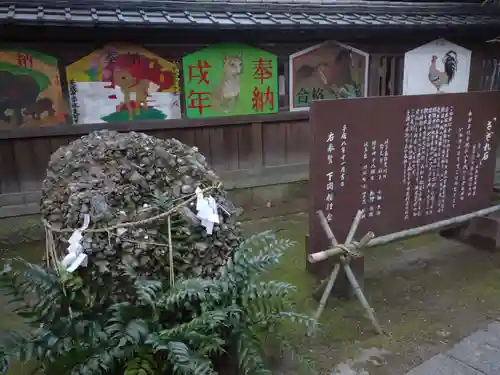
309, 92, 500, 261
360, 138, 388, 219
324, 131, 336, 222
252, 58, 275, 113
187, 60, 213, 116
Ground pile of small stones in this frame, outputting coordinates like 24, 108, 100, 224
40, 130, 241, 297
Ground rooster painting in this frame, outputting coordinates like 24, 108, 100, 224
428, 50, 458, 93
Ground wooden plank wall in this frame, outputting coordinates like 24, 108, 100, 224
0, 115, 310, 214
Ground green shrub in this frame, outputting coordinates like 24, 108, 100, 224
0, 231, 316, 375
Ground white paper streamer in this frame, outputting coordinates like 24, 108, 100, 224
194, 187, 220, 235
61, 214, 90, 272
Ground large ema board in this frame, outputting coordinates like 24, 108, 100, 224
308, 91, 500, 272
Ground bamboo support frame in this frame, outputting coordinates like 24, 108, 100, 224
309, 204, 500, 263
312, 209, 383, 335
314, 210, 363, 321
310, 205, 500, 336
308, 231, 374, 263
311, 229, 375, 295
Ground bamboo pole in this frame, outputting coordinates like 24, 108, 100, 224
342, 258, 383, 335
367, 204, 500, 248
309, 231, 375, 263
355, 231, 375, 249
309, 246, 347, 263
346, 210, 364, 244
316, 210, 338, 246
314, 263, 340, 321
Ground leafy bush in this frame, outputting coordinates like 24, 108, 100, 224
0, 231, 316, 375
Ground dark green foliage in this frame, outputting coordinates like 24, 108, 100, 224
0, 231, 317, 375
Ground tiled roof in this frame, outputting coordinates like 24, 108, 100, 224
0, 0, 498, 28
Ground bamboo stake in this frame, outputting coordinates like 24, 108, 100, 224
356, 231, 375, 247
366, 204, 500, 248
346, 210, 364, 244
309, 246, 346, 263
342, 257, 383, 334
316, 210, 338, 246
314, 263, 340, 321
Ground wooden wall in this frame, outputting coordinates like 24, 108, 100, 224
0, 112, 310, 216
0, 39, 498, 218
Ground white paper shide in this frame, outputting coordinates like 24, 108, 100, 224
61, 214, 90, 273
195, 187, 220, 235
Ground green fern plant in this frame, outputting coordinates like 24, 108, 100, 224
214, 230, 318, 375
0, 231, 316, 375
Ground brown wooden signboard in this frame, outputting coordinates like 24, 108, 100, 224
309, 91, 500, 278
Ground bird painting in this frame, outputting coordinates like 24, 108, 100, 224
428, 50, 458, 93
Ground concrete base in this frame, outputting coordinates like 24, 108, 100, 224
462, 212, 500, 251
229, 180, 308, 221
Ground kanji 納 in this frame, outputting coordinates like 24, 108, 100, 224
252, 86, 274, 112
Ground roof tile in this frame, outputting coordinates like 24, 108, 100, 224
0, 1, 499, 29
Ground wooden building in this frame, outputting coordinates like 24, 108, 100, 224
0, 0, 500, 218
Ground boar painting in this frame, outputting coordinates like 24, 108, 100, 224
289, 41, 369, 111
0, 49, 65, 129
403, 39, 471, 95
66, 44, 181, 124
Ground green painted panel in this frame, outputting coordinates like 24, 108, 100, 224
183, 43, 278, 118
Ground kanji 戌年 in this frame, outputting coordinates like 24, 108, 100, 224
252, 86, 274, 112
188, 60, 212, 85
187, 89, 212, 115
252, 58, 273, 84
